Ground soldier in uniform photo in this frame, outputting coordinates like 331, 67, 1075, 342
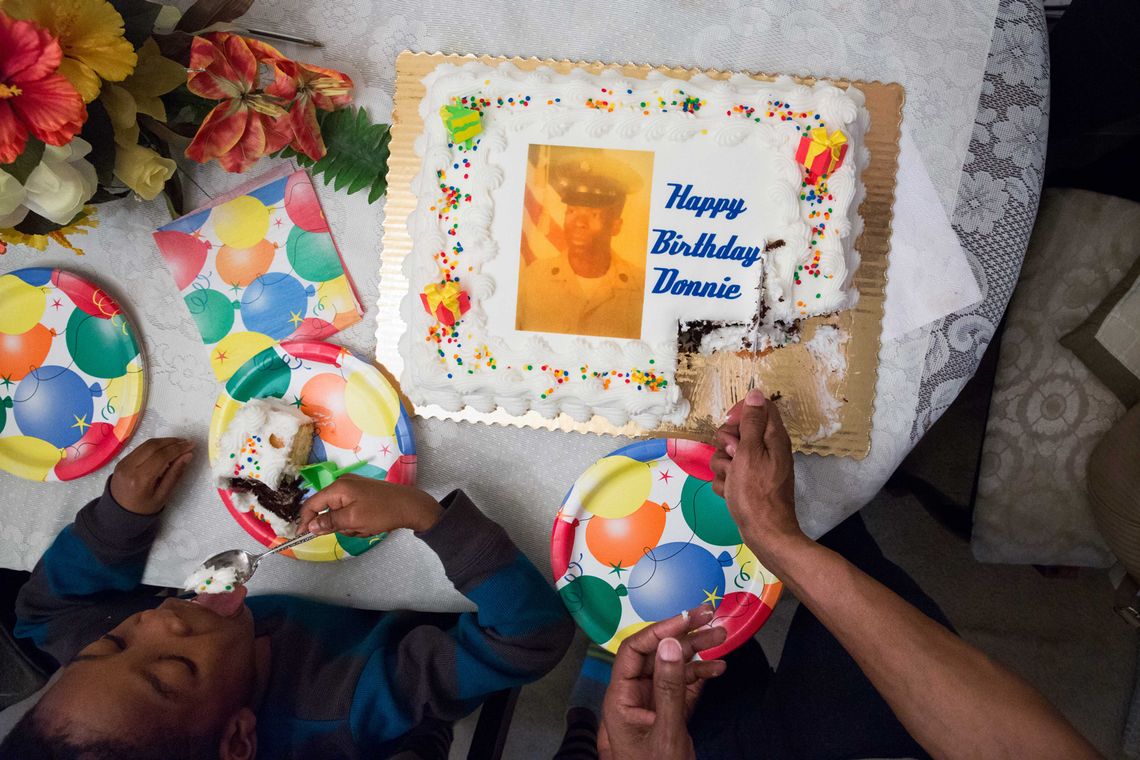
516, 151, 647, 339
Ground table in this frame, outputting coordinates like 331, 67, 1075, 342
0, 0, 1046, 612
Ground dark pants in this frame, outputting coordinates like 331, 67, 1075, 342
687, 513, 954, 760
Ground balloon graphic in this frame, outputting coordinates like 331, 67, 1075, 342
240, 273, 313, 340
309, 434, 328, 463
249, 176, 287, 206
335, 532, 386, 557
113, 412, 139, 443
628, 542, 726, 622
560, 575, 623, 644
287, 227, 341, 282
606, 621, 652, 651
585, 499, 667, 570
52, 271, 121, 318
301, 373, 362, 450
573, 455, 652, 520
352, 463, 389, 480
284, 171, 328, 232
184, 289, 236, 344
212, 195, 269, 249
0, 435, 62, 481
210, 331, 276, 381
667, 439, 716, 481
0, 323, 54, 381
616, 438, 668, 463
386, 453, 416, 484
153, 230, 210, 290
317, 274, 360, 319
225, 346, 291, 402
703, 591, 765, 660
102, 361, 143, 417
291, 317, 337, 340
344, 370, 399, 437
0, 397, 11, 433
64, 309, 140, 379
680, 476, 741, 547
217, 239, 275, 287
55, 421, 119, 480
13, 365, 98, 448
11, 268, 52, 286
0, 274, 47, 334
551, 517, 577, 581
394, 407, 415, 456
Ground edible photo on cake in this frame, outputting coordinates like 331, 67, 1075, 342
516, 145, 651, 341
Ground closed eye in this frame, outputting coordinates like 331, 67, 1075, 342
103, 634, 126, 651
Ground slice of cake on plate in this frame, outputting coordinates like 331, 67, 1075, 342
213, 397, 314, 538
397, 60, 869, 429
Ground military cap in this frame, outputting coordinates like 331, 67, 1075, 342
550, 150, 642, 208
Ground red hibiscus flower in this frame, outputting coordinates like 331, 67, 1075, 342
268, 60, 353, 161
0, 11, 86, 165
185, 32, 294, 173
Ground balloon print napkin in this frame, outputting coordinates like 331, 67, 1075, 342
153, 169, 363, 381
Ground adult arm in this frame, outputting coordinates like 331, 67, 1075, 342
711, 393, 1099, 760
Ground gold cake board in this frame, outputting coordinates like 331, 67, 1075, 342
377, 52, 903, 460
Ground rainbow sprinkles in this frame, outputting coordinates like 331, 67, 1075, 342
399, 61, 869, 430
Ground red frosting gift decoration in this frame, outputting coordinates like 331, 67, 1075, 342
420, 281, 470, 326
795, 127, 848, 185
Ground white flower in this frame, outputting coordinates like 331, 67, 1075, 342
990, 25, 1045, 87
993, 104, 1045, 168
955, 171, 1009, 235
0, 168, 25, 227
0, 138, 98, 228
24, 138, 98, 225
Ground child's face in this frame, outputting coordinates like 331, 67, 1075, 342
38, 594, 257, 745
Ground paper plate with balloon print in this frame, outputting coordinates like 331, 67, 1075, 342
0, 268, 146, 482
208, 339, 416, 562
552, 439, 782, 658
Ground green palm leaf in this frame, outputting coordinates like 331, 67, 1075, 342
278, 107, 391, 204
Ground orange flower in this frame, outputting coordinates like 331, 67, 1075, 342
268, 60, 353, 161
0, 11, 86, 164
185, 32, 292, 173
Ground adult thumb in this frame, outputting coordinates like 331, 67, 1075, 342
652, 638, 688, 748
738, 389, 769, 451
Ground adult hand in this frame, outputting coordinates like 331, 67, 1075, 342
599, 604, 727, 760
297, 474, 443, 536
109, 437, 196, 515
709, 390, 804, 573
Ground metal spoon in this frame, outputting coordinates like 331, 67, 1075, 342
187, 530, 321, 590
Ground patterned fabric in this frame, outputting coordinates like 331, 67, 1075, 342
972, 190, 1137, 568
912, 0, 1051, 438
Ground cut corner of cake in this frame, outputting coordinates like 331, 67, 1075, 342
398, 57, 869, 430
213, 397, 315, 538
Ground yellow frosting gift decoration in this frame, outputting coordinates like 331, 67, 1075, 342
794, 127, 848, 185
420, 281, 471, 327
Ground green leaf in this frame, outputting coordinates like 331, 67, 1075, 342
0, 139, 45, 185
110, 0, 164, 47
275, 106, 390, 205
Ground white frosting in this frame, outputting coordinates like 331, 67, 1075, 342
183, 566, 239, 594
803, 324, 850, 441
402, 62, 867, 428
212, 398, 313, 487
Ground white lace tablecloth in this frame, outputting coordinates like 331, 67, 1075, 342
0, 0, 1046, 610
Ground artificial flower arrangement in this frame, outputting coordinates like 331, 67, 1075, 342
0, 0, 390, 254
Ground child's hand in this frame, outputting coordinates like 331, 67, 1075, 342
298, 474, 443, 536
110, 437, 196, 515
